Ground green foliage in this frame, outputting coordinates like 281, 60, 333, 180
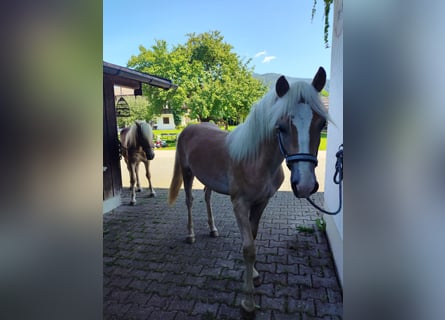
128, 31, 267, 125
297, 217, 326, 234
153, 129, 180, 144
315, 217, 327, 232
297, 225, 315, 233
319, 130, 327, 150
116, 95, 152, 128
128, 40, 185, 119
321, 89, 329, 97
153, 127, 326, 151
312, 0, 334, 48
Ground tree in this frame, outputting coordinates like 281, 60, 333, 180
116, 95, 153, 129
180, 31, 267, 123
128, 31, 266, 125
312, 0, 334, 48
128, 40, 187, 124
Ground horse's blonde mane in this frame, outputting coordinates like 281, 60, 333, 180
227, 80, 330, 162
124, 120, 153, 148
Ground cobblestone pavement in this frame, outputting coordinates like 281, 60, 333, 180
104, 188, 342, 320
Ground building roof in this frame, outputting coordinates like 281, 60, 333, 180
103, 61, 178, 90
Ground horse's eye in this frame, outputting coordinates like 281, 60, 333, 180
276, 124, 287, 133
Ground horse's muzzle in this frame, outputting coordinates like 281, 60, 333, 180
291, 181, 319, 198
145, 148, 155, 160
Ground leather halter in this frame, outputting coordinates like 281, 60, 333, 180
277, 131, 318, 167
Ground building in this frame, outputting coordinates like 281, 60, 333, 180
153, 109, 176, 130
103, 61, 177, 213
324, 0, 343, 286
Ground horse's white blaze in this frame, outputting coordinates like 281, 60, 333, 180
292, 104, 316, 195
293, 104, 313, 153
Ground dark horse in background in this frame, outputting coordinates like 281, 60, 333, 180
169, 67, 330, 317
120, 120, 156, 205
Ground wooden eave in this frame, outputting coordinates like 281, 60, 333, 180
103, 61, 178, 90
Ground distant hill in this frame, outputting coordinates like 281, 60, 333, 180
253, 72, 330, 93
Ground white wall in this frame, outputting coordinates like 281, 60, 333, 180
155, 113, 175, 130
324, 0, 343, 286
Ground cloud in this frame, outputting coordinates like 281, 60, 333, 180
262, 56, 276, 63
254, 50, 267, 58
253, 51, 276, 63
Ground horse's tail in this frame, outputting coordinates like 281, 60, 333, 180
168, 149, 183, 205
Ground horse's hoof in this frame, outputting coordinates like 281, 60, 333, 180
253, 275, 262, 287
209, 230, 219, 238
148, 193, 156, 198
136, 188, 142, 192
240, 300, 256, 320
185, 236, 195, 244
130, 201, 136, 206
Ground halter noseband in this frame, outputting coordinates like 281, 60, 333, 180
277, 131, 318, 167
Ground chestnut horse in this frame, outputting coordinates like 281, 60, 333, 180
120, 120, 155, 205
168, 67, 329, 315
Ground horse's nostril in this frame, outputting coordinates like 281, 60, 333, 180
311, 182, 319, 194
291, 182, 298, 196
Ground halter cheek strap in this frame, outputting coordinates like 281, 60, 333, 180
277, 131, 318, 166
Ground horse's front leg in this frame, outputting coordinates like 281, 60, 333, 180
135, 161, 142, 192
204, 186, 218, 237
249, 200, 269, 287
144, 160, 156, 198
232, 199, 258, 316
128, 162, 137, 205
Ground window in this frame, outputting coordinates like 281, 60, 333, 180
163, 117, 170, 124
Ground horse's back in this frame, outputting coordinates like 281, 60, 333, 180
120, 125, 148, 163
120, 127, 129, 143
177, 123, 230, 194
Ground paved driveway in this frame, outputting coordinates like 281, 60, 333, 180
104, 168, 342, 319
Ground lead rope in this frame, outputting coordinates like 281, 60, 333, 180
306, 144, 343, 215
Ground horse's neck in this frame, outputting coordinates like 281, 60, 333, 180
256, 138, 284, 173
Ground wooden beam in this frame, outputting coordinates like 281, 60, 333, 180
103, 75, 122, 201
104, 74, 140, 89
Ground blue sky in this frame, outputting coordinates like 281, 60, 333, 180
103, 0, 332, 79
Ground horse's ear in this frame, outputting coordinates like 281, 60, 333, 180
312, 67, 326, 92
276, 75, 290, 98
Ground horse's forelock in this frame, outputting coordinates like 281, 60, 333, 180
124, 121, 154, 148
139, 122, 154, 143
280, 81, 330, 122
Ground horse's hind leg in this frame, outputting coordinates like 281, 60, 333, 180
204, 186, 218, 238
144, 160, 155, 197
183, 168, 195, 244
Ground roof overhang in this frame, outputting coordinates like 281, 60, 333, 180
103, 61, 178, 90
